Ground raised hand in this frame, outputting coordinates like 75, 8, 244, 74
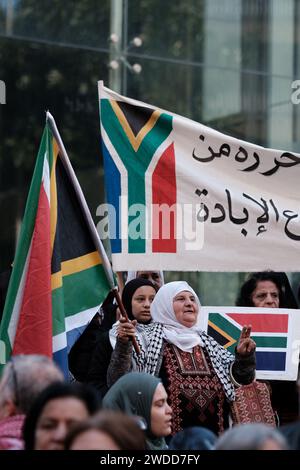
236, 325, 256, 355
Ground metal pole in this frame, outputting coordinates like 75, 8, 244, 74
109, 0, 123, 93
5, 0, 14, 36
122, 0, 128, 95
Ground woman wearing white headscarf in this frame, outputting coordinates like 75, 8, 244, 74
107, 281, 256, 435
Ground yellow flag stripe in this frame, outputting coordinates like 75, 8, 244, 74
51, 251, 101, 290
110, 100, 161, 152
207, 320, 236, 349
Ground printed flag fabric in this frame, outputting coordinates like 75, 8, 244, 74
99, 81, 300, 272
0, 123, 110, 377
199, 306, 300, 380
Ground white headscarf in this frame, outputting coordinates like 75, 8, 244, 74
150, 281, 203, 352
126, 271, 165, 285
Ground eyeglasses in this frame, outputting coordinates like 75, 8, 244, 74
10, 358, 20, 408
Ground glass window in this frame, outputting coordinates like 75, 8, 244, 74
1, 0, 300, 305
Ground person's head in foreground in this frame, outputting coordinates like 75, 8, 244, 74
102, 372, 172, 450
0, 354, 63, 419
215, 423, 289, 450
169, 426, 217, 450
23, 381, 100, 450
65, 410, 146, 450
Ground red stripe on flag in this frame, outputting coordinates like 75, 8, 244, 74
13, 184, 52, 357
227, 313, 288, 333
152, 143, 176, 253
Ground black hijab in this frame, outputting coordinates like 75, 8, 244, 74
236, 271, 299, 308
122, 278, 158, 320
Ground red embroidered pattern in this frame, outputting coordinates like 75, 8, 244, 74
163, 343, 226, 434
230, 381, 276, 426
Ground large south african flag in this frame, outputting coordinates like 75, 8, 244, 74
199, 306, 300, 380
0, 119, 110, 377
98, 82, 300, 273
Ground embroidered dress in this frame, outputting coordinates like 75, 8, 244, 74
106, 281, 256, 433
161, 343, 229, 435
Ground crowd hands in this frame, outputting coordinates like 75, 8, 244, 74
0, 270, 299, 451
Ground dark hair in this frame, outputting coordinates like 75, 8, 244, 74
64, 410, 146, 450
169, 426, 217, 450
236, 271, 287, 307
122, 278, 158, 320
23, 381, 100, 450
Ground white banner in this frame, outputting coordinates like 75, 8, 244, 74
99, 82, 300, 271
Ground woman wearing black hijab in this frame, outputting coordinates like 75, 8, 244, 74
236, 271, 299, 425
86, 278, 158, 400
236, 271, 298, 309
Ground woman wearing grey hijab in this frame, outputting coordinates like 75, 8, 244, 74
103, 372, 172, 450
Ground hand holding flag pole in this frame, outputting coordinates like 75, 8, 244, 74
46, 111, 140, 355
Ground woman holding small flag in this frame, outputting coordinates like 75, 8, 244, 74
107, 281, 256, 435
236, 271, 299, 426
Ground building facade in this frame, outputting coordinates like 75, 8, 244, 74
0, 0, 300, 304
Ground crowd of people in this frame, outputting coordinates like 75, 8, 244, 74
0, 269, 299, 450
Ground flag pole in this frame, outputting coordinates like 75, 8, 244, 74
46, 111, 140, 354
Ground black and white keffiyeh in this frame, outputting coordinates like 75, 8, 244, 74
149, 281, 236, 401
110, 278, 237, 401
142, 325, 235, 401
133, 322, 164, 375
110, 320, 235, 400
109, 322, 164, 375
198, 330, 235, 401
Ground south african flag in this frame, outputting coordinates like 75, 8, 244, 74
0, 120, 110, 377
200, 307, 300, 380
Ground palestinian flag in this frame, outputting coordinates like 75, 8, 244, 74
0, 122, 110, 376
207, 310, 288, 373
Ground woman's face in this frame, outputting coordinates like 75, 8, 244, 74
150, 383, 172, 437
35, 397, 89, 450
137, 271, 163, 289
251, 280, 280, 308
131, 285, 156, 323
70, 430, 120, 450
173, 290, 199, 327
